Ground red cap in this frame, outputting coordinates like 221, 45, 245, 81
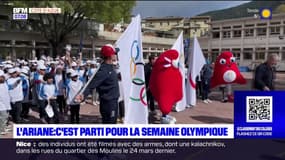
101, 44, 116, 57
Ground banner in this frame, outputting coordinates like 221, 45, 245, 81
13, 124, 234, 139
115, 15, 148, 124
186, 36, 206, 106
171, 32, 187, 112
234, 91, 285, 138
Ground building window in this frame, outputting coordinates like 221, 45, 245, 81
243, 48, 253, 60
184, 23, 190, 26
270, 27, 280, 35
160, 22, 163, 26
221, 48, 230, 52
282, 47, 285, 60
211, 49, 220, 62
257, 23, 267, 26
222, 26, 231, 29
223, 31, 231, 38
270, 21, 281, 25
232, 48, 241, 60
245, 24, 254, 27
212, 32, 220, 38
167, 21, 170, 26
245, 29, 254, 37
233, 25, 242, 29
233, 30, 241, 37
257, 28, 267, 36
255, 48, 266, 60
268, 47, 280, 56
143, 52, 149, 59
255, 52, 265, 60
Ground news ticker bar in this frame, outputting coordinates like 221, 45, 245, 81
13, 124, 234, 139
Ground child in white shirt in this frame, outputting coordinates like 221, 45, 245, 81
0, 70, 11, 135
40, 73, 59, 124
66, 71, 83, 124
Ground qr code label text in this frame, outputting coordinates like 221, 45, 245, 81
246, 96, 273, 123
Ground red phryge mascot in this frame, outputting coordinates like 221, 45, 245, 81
149, 49, 182, 124
211, 51, 246, 102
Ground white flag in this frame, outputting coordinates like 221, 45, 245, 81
171, 32, 187, 112
186, 36, 206, 106
115, 15, 148, 124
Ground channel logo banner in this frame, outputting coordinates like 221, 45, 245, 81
13, 124, 234, 139
234, 91, 285, 138
259, 8, 272, 20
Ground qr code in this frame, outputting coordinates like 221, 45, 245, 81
246, 96, 273, 123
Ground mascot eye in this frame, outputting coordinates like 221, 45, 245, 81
230, 57, 236, 63
219, 58, 226, 65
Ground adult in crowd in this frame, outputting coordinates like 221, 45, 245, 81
144, 55, 157, 114
76, 44, 120, 124
254, 53, 278, 91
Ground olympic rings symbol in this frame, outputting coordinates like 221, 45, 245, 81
130, 58, 137, 77
130, 87, 147, 106
129, 40, 147, 106
131, 40, 140, 61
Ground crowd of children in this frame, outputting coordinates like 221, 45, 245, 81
0, 48, 112, 135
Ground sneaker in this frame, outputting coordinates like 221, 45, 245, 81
5, 127, 12, 132
0, 131, 8, 135
21, 118, 29, 122
161, 116, 176, 124
150, 110, 158, 116
40, 118, 48, 124
117, 118, 124, 124
92, 102, 97, 106
6, 124, 12, 129
166, 115, 176, 122
203, 100, 209, 104
207, 99, 213, 103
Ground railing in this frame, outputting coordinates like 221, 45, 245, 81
98, 31, 176, 45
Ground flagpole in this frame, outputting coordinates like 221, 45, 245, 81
73, 64, 100, 103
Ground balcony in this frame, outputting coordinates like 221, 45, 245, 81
98, 31, 175, 45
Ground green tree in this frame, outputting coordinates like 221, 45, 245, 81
274, 4, 285, 13
10, 1, 136, 57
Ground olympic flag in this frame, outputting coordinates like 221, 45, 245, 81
115, 15, 148, 124
171, 32, 187, 112
186, 36, 206, 106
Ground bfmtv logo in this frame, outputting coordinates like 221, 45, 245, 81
13, 8, 28, 14
259, 8, 272, 20
13, 8, 28, 20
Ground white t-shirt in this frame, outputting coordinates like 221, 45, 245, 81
66, 80, 83, 105
0, 83, 11, 111
6, 77, 23, 103
41, 83, 57, 100
55, 74, 64, 96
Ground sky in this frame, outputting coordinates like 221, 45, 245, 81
132, 1, 250, 18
